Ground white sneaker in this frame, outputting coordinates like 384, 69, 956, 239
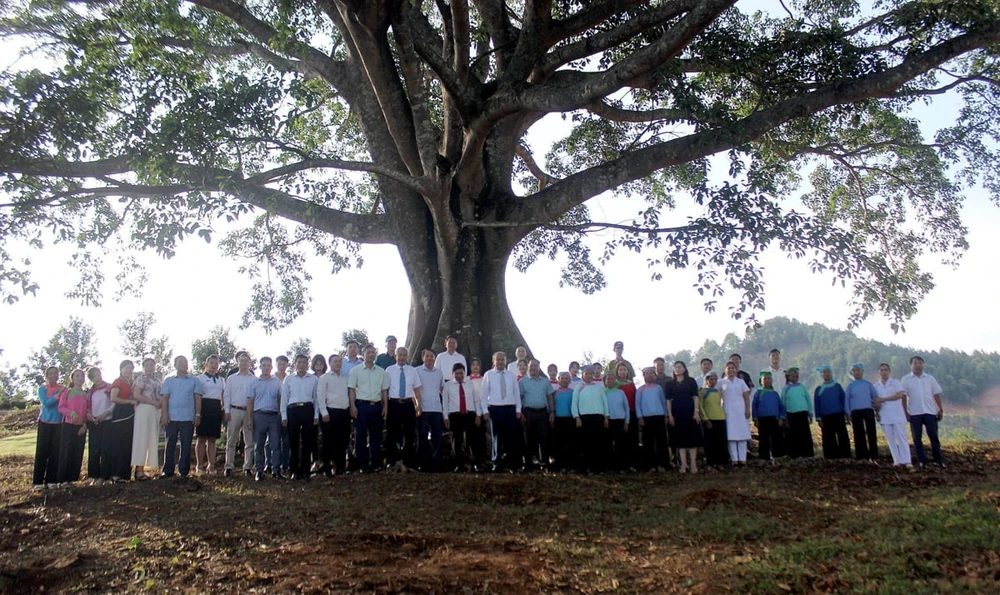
31, 484, 45, 492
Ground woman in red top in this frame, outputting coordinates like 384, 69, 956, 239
615, 363, 639, 470
109, 360, 136, 482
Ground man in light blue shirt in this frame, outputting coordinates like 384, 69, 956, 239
846, 363, 879, 463
417, 350, 446, 471
248, 357, 283, 481
159, 356, 202, 479
519, 360, 555, 471
282, 354, 319, 481
341, 341, 364, 377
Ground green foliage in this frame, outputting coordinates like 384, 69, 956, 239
665, 316, 1000, 406
190, 326, 242, 374
23, 317, 101, 382
341, 329, 371, 351
285, 337, 311, 359
118, 311, 174, 380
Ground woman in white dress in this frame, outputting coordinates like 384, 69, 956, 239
130, 358, 162, 481
719, 361, 752, 466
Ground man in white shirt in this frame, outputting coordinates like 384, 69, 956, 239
417, 350, 446, 471
900, 355, 945, 467
281, 354, 319, 481
443, 362, 484, 471
384, 347, 422, 471
223, 353, 256, 477
694, 358, 714, 389
765, 349, 785, 395
507, 345, 528, 373
435, 336, 468, 382
874, 363, 911, 468
318, 354, 350, 476
482, 352, 523, 471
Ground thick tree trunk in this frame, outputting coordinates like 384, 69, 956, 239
400, 226, 527, 366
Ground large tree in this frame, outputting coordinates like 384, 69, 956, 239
2, 1, 999, 361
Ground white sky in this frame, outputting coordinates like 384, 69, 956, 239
1, 3, 999, 375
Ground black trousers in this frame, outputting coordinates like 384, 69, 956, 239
851, 408, 879, 460
110, 404, 135, 479
58, 423, 86, 483
321, 408, 351, 473
607, 418, 627, 471
578, 415, 606, 472
489, 405, 521, 470
551, 417, 577, 471
33, 422, 62, 485
449, 412, 484, 466
785, 411, 814, 458
757, 416, 780, 460
624, 410, 640, 469
703, 420, 729, 467
522, 408, 550, 468
287, 404, 318, 476
385, 399, 418, 467
87, 421, 112, 480
642, 415, 671, 469
820, 414, 852, 460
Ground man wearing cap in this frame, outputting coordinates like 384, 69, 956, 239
375, 336, 398, 370
845, 363, 879, 463
608, 341, 635, 382
900, 355, 945, 468
435, 336, 468, 382
813, 365, 851, 460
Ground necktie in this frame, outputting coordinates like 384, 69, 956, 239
459, 382, 467, 414
499, 371, 507, 402
399, 368, 406, 398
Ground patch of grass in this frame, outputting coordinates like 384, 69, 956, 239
0, 431, 35, 457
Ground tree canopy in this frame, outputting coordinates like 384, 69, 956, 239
2, 1, 999, 358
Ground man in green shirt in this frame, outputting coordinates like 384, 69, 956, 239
374, 336, 397, 370
608, 341, 635, 382
348, 345, 389, 472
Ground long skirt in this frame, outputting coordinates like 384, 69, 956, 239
785, 411, 815, 458
110, 404, 136, 479
131, 403, 160, 468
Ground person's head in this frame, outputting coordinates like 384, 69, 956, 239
603, 373, 617, 389
259, 356, 273, 376
558, 371, 570, 388
910, 355, 924, 375
204, 355, 220, 376
142, 357, 156, 376
850, 363, 864, 380
329, 354, 342, 374
547, 363, 558, 380
517, 359, 528, 376
86, 366, 102, 384
385, 335, 397, 354
492, 351, 507, 370
294, 354, 309, 375
44, 365, 60, 385
582, 365, 595, 384
276, 355, 289, 373
346, 340, 360, 358
616, 363, 630, 381
515, 345, 527, 361
729, 353, 742, 369
174, 355, 188, 375
760, 371, 773, 389
453, 362, 466, 383
642, 367, 656, 384
672, 361, 689, 381
445, 336, 458, 354
422, 349, 436, 369
787, 367, 800, 384
363, 344, 378, 364
311, 354, 327, 375
705, 370, 719, 388
528, 359, 541, 378
470, 358, 482, 376
395, 346, 409, 366
237, 352, 251, 373
569, 361, 580, 376
878, 363, 891, 381
724, 361, 737, 379
769, 349, 781, 367
613, 341, 624, 357
654, 357, 666, 376
69, 368, 85, 389
700, 358, 713, 374
593, 362, 604, 376
816, 365, 832, 383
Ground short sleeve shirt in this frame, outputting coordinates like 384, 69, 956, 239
161, 375, 202, 422
134, 374, 162, 407
198, 374, 225, 401
900, 373, 943, 417
110, 378, 133, 401
348, 364, 389, 403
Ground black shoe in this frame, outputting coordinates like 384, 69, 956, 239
160, 473, 175, 479
254, 472, 264, 482
244, 469, 253, 477
323, 469, 334, 478
223, 469, 232, 478
274, 471, 287, 480
290, 473, 300, 481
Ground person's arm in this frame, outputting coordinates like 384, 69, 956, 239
571, 385, 581, 424
280, 379, 290, 426
110, 382, 129, 405
348, 387, 357, 419
741, 383, 751, 419
933, 377, 944, 419
194, 392, 202, 424
514, 375, 523, 420
547, 385, 556, 425
692, 395, 700, 422
751, 391, 759, 423
160, 394, 170, 426
666, 394, 674, 426
224, 378, 233, 417
777, 392, 786, 423
602, 393, 609, 427
312, 377, 320, 423
246, 393, 255, 430
480, 374, 491, 420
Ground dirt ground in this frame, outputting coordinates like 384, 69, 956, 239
2, 435, 1000, 594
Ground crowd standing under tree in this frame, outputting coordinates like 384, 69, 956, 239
30, 337, 948, 490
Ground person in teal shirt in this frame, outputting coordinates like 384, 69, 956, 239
604, 374, 630, 471
780, 367, 814, 459
551, 372, 576, 471
572, 366, 608, 472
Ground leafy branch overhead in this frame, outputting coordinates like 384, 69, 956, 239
1, 0, 999, 333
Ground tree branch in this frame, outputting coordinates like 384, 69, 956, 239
516, 144, 558, 189
586, 100, 690, 124
242, 158, 429, 194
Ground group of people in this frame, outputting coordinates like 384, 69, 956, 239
30, 336, 948, 490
